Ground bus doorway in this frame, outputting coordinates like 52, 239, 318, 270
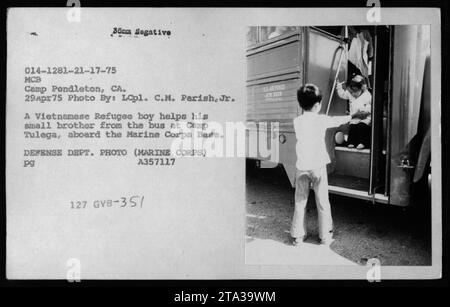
326, 26, 391, 203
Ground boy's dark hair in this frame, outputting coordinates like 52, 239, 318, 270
297, 84, 322, 110
347, 75, 366, 92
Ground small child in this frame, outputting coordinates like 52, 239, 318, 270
336, 75, 372, 150
291, 84, 351, 246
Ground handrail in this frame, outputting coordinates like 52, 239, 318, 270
326, 45, 346, 115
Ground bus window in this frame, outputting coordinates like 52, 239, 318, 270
246, 27, 258, 47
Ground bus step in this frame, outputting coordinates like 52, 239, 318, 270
328, 173, 369, 192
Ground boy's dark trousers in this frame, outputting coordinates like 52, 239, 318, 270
348, 122, 371, 148
290, 167, 333, 241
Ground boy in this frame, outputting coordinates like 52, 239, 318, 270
291, 84, 351, 246
336, 75, 372, 149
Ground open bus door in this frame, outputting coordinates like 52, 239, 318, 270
324, 25, 390, 204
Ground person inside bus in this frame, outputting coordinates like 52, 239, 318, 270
336, 75, 372, 150
291, 84, 351, 246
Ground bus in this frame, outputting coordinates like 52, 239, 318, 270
246, 25, 431, 207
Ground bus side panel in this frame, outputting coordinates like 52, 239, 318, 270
246, 78, 300, 162
389, 25, 430, 206
246, 35, 302, 164
246, 79, 301, 126
306, 28, 348, 116
246, 35, 302, 127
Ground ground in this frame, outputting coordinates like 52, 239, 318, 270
246, 164, 431, 266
